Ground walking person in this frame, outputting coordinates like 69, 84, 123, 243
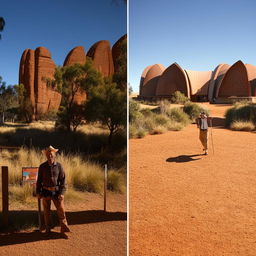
196, 112, 212, 155
36, 145, 71, 237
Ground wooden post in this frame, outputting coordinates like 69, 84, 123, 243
2, 166, 8, 227
104, 164, 107, 212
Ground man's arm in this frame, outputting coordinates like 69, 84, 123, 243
36, 165, 43, 196
58, 163, 66, 195
196, 117, 200, 128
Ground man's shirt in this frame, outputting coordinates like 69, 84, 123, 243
197, 117, 209, 130
36, 161, 66, 195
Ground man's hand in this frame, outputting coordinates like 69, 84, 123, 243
58, 194, 64, 200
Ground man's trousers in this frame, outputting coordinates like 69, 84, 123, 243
199, 129, 208, 150
42, 196, 70, 233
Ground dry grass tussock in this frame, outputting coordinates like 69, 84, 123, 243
230, 121, 255, 131
129, 100, 191, 138
0, 148, 126, 204
1, 121, 108, 134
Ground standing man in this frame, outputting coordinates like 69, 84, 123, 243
196, 112, 212, 155
36, 145, 70, 237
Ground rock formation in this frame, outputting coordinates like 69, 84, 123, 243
64, 46, 86, 66
112, 34, 127, 72
87, 40, 114, 77
19, 47, 61, 120
63, 46, 87, 104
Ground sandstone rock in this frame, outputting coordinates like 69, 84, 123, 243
64, 46, 87, 104
19, 46, 61, 120
87, 40, 114, 77
64, 46, 86, 66
19, 49, 29, 86
112, 34, 127, 72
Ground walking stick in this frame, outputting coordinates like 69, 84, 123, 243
210, 118, 215, 155
38, 198, 42, 231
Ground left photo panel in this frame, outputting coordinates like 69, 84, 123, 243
0, 1, 127, 255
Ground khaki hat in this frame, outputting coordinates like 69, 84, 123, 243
43, 145, 59, 154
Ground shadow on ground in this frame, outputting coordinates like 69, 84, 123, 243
211, 117, 225, 128
0, 210, 127, 246
166, 154, 203, 163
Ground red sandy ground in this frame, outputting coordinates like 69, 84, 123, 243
0, 192, 126, 256
130, 103, 256, 256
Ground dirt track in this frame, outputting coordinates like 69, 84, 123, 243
0, 192, 126, 256
130, 104, 256, 256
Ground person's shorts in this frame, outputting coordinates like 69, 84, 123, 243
41, 189, 59, 199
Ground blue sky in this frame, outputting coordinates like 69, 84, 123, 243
129, 0, 256, 92
0, 0, 126, 85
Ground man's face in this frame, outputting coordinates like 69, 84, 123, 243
46, 151, 56, 163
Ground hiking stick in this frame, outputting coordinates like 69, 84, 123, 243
38, 198, 42, 230
210, 119, 215, 155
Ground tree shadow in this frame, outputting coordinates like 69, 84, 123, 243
166, 154, 202, 163
0, 210, 126, 246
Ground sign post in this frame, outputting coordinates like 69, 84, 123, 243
104, 164, 107, 212
2, 166, 8, 227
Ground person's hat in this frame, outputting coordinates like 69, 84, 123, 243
43, 145, 58, 154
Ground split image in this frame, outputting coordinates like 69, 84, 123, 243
0, 1, 127, 255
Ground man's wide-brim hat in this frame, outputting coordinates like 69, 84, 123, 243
43, 145, 59, 154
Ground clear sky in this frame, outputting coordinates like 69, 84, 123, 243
129, 0, 256, 92
0, 0, 126, 85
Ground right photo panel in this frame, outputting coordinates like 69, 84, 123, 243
129, 0, 256, 255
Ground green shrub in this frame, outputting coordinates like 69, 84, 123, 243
154, 114, 170, 126
158, 100, 171, 114
225, 103, 256, 127
129, 100, 140, 122
230, 121, 255, 131
167, 120, 184, 131
166, 107, 190, 125
140, 108, 154, 117
183, 102, 209, 121
171, 91, 189, 104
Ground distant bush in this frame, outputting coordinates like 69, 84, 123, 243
166, 107, 190, 125
230, 121, 255, 131
129, 105, 189, 138
171, 91, 190, 104
225, 102, 256, 128
129, 100, 140, 122
183, 102, 209, 121
158, 100, 171, 115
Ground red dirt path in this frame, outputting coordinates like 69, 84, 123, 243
0, 192, 126, 256
130, 104, 256, 256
